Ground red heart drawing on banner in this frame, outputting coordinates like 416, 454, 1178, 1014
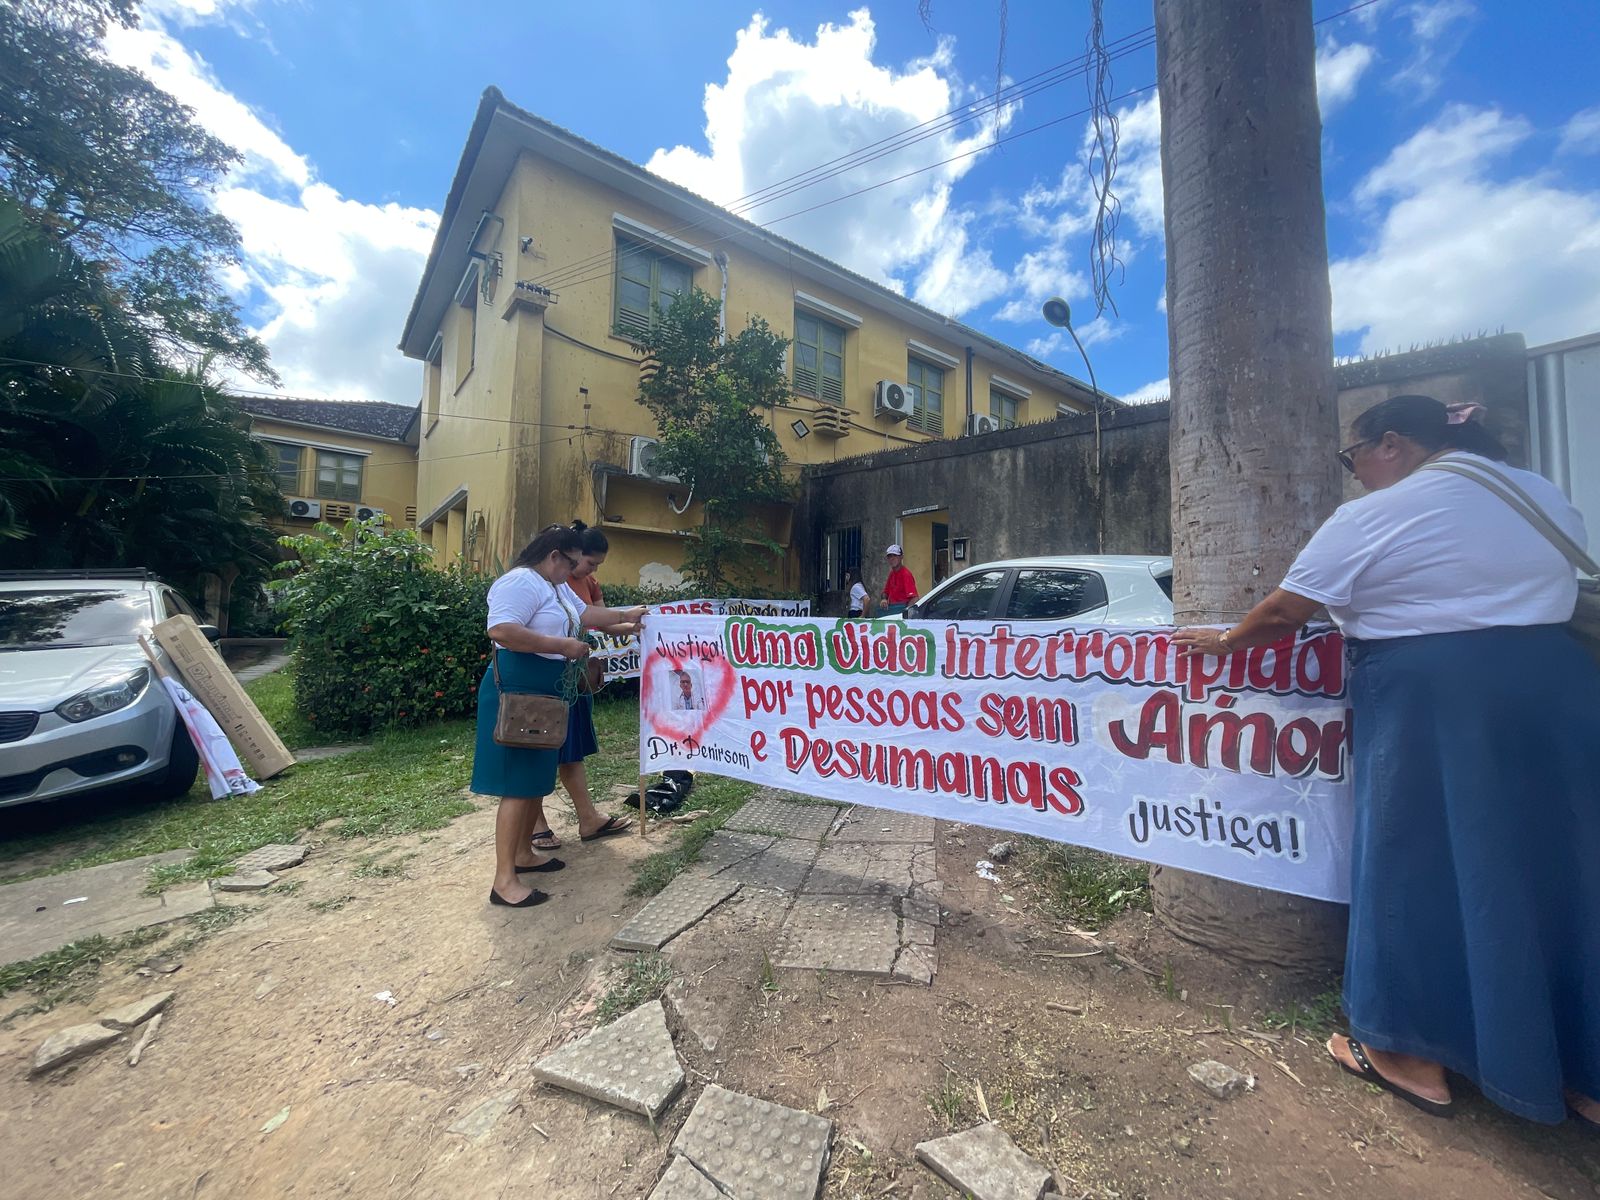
643, 648, 738, 746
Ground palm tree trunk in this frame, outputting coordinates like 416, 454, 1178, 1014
1153, 0, 1347, 975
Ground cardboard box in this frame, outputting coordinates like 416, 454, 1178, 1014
152, 615, 296, 779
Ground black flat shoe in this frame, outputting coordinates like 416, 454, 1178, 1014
515, 857, 565, 874
1570, 1102, 1600, 1131
1330, 1035, 1456, 1118
489, 888, 549, 908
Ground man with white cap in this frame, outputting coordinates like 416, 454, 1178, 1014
881, 543, 919, 615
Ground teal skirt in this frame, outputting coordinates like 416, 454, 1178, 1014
470, 651, 566, 798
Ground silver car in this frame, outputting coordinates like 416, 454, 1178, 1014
899, 555, 1174, 625
0, 571, 212, 807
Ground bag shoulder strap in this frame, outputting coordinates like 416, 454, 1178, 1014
1418, 455, 1600, 578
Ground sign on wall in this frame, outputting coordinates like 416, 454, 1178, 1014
593, 598, 812, 682
638, 615, 1355, 902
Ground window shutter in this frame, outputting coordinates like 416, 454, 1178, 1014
794, 361, 818, 397
819, 373, 843, 405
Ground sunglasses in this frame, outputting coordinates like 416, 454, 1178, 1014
1337, 438, 1376, 474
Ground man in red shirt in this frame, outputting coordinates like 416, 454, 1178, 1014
881, 543, 919, 615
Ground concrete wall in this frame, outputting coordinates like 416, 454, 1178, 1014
797, 403, 1172, 611
248, 417, 417, 540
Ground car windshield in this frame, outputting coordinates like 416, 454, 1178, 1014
0, 590, 153, 649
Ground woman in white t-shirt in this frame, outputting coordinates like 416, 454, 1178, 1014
845, 570, 872, 618
472, 525, 645, 908
1175, 395, 1600, 1129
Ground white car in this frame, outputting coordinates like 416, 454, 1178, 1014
898, 555, 1174, 625
0, 571, 211, 807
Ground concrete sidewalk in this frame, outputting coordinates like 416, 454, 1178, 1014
0, 851, 213, 964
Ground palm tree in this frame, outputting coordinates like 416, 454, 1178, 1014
1152, 0, 1347, 974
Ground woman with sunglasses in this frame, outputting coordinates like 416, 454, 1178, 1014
1175, 394, 1600, 1129
473, 525, 645, 908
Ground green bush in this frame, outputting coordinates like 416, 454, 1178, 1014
271, 521, 491, 736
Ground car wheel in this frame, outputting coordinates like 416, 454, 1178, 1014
147, 724, 200, 800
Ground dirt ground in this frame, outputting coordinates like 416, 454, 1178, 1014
1, 801, 1596, 1200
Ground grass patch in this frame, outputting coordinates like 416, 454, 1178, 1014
595, 952, 673, 1025
352, 852, 415, 880
240, 664, 318, 750
1016, 838, 1152, 927
926, 1071, 965, 1129
308, 894, 356, 913
626, 775, 758, 898
0, 672, 479, 888
1262, 987, 1343, 1038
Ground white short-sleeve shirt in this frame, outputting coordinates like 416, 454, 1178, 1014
485, 568, 583, 659
848, 581, 868, 613
1281, 453, 1586, 640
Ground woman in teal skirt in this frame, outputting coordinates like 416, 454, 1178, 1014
474, 525, 644, 908
1177, 396, 1600, 1128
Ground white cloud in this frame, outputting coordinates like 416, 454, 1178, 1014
1393, 0, 1475, 99
1560, 106, 1600, 157
101, 10, 437, 402
1119, 376, 1169, 405
1331, 105, 1600, 351
646, 10, 1008, 313
1316, 37, 1375, 116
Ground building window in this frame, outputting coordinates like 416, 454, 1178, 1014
819, 525, 863, 593
794, 311, 845, 404
990, 388, 1022, 430
264, 442, 301, 494
315, 451, 363, 502
906, 357, 944, 435
614, 238, 693, 339
454, 268, 477, 390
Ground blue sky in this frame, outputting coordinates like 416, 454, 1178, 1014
108, 0, 1600, 406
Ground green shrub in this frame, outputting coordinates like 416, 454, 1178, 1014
271, 521, 491, 736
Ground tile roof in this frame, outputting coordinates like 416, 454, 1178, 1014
241, 397, 419, 442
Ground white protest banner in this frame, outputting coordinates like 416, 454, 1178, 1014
593, 598, 811, 682
639, 616, 1355, 902
158, 676, 262, 800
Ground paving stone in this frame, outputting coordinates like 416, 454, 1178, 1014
530, 1000, 683, 1119
829, 806, 937, 843
214, 870, 277, 892
719, 836, 820, 893
648, 1156, 724, 1200
663, 976, 724, 1054
97, 990, 174, 1030
915, 1122, 1054, 1200
902, 919, 937, 947
892, 943, 936, 985
692, 831, 775, 877
901, 896, 942, 926
806, 842, 921, 898
773, 894, 900, 975
445, 1088, 521, 1141
1188, 1059, 1251, 1100
724, 795, 839, 840
611, 875, 742, 952
673, 1083, 832, 1200
30, 1023, 122, 1075
230, 843, 309, 873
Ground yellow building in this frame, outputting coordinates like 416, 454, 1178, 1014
399, 87, 1100, 587
240, 398, 420, 538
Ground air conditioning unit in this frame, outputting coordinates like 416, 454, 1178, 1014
629, 436, 680, 483
964, 413, 999, 437
286, 498, 321, 519
355, 506, 386, 523
873, 380, 912, 421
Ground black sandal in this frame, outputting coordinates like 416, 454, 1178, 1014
515, 857, 565, 874
489, 888, 549, 908
580, 815, 630, 842
1330, 1035, 1456, 1118
530, 830, 561, 850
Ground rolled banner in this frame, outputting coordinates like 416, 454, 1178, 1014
159, 675, 262, 800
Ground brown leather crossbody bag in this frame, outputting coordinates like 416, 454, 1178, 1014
490, 650, 569, 749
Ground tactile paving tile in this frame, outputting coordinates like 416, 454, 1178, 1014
530, 1000, 684, 1119
673, 1084, 833, 1200
691, 831, 775, 877
229, 843, 308, 872
772, 894, 900, 974
724, 795, 839, 840
900, 895, 942, 926
892, 942, 936, 985
805, 842, 920, 897
647, 1156, 724, 1200
826, 807, 936, 843
611, 875, 742, 951
915, 1122, 1054, 1200
718, 836, 820, 893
